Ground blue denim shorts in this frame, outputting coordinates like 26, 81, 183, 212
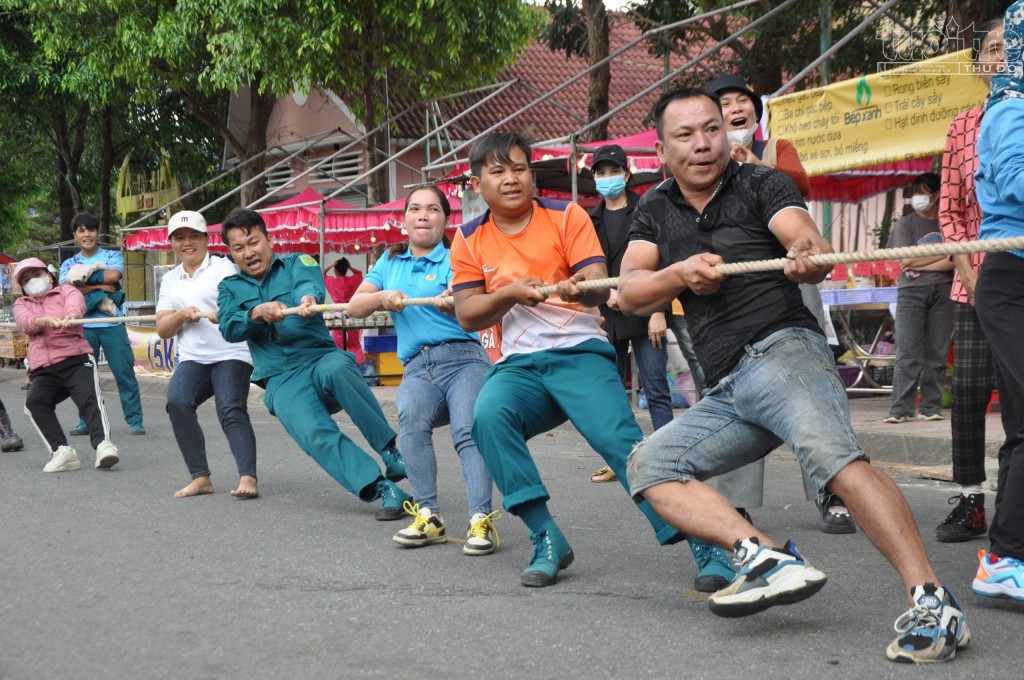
627, 327, 868, 500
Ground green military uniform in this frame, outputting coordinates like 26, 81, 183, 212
218, 253, 396, 501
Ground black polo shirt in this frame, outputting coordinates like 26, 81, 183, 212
629, 160, 821, 387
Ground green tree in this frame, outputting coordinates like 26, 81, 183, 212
20, 0, 540, 207
628, 0, 973, 96
540, 0, 611, 141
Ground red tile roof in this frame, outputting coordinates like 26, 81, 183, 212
393, 14, 736, 143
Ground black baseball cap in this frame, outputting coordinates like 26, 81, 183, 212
590, 144, 628, 171
705, 74, 763, 121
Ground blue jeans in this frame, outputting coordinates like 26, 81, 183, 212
889, 282, 953, 418
628, 327, 868, 500
396, 341, 493, 516
84, 324, 143, 426
613, 335, 672, 430
166, 359, 257, 479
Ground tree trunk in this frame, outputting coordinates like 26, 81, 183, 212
360, 54, 390, 204
99, 106, 114, 236
946, 0, 991, 53
583, 0, 611, 141
239, 86, 274, 207
49, 102, 89, 241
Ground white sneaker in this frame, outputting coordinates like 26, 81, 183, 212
464, 510, 502, 556
708, 537, 827, 617
43, 445, 81, 473
95, 440, 119, 469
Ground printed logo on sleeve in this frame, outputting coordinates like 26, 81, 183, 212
299, 254, 318, 267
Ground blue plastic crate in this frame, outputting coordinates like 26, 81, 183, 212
364, 334, 398, 353
833, 289, 875, 305
871, 287, 898, 303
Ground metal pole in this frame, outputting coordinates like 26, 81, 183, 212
198, 128, 339, 214
570, 135, 579, 203
820, 0, 834, 241
244, 104, 421, 209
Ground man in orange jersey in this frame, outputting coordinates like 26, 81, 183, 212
450, 132, 682, 588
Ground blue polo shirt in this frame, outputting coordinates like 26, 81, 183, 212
366, 242, 479, 364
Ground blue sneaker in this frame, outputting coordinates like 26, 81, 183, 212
520, 519, 574, 587
374, 479, 412, 521
689, 537, 736, 592
886, 583, 970, 663
708, 537, 827, 617
380, 444, 406, 482
973, 549, 1024, 601
129, 423, 146, 436
69, 419, 88, 436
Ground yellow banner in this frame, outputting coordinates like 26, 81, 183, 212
127, 324, 177, 376
766, 50, 988, 176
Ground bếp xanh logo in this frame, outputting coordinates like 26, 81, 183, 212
856, 77, 872, 106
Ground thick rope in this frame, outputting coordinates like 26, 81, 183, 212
4, 237, 1021, 330
713, 234, 1024, 276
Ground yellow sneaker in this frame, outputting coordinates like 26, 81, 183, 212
464, 510, 502, 556
392, 501, 446, 548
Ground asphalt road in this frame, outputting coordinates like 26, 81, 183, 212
1, 379, 1021, 679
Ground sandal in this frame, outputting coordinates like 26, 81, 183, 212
590, 465, 618, 483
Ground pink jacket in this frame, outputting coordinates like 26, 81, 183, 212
13, 286, 94, 370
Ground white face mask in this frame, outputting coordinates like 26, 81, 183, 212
911, 194, 935, 213
24, 275, 53, 297
726, 125, 756, 148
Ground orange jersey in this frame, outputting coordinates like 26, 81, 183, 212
451, 197, 608, 358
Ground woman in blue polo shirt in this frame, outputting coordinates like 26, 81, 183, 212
348, 187, 498, 555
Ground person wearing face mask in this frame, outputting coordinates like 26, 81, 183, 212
586, 145, 673, 485
705, 74, 811, 197
884, 172, 954, 424
12, 258, 120, 472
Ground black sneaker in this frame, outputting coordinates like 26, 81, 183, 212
817, 493, 856, 535
935, 493, 987, 543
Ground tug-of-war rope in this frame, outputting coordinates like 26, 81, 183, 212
3, 235, 1022, 331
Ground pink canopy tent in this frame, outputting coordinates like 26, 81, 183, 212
123, 188, 355, 254
123, 188, 464, 255
322, 197, 463, 250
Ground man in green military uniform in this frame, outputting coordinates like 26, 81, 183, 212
217, 208, 411, 520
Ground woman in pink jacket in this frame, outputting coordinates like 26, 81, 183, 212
12, 258, 119, 472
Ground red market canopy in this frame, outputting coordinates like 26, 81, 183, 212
123, 188, 463, 255
806, 158, 934, 203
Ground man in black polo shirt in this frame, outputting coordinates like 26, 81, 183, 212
618, 87, 969, 664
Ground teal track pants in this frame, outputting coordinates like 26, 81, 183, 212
471, 340, 682, 546
265, 352, 396, 501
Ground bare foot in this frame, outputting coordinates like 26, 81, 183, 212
230, 475, 259, 499
174, 476, 214, 498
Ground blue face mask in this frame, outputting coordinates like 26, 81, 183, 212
595, 175, 627, 199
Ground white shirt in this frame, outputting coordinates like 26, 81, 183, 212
156, 253, 252, 365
